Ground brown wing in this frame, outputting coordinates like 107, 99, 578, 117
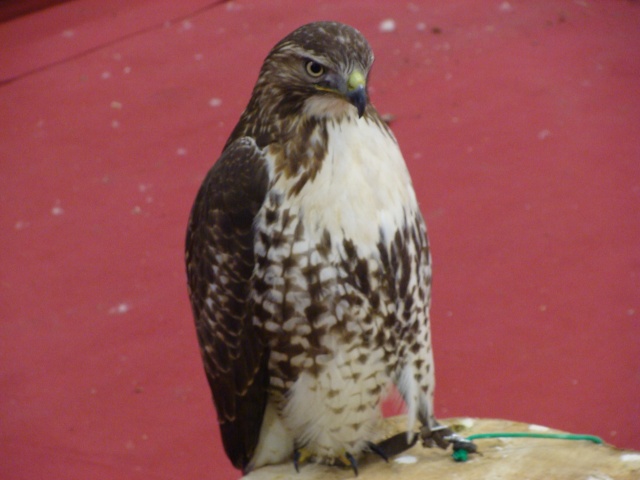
185, 137, 270, 472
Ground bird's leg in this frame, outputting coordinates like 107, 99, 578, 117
420, 423, 477, 455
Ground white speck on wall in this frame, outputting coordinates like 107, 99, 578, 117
538, 129, 551, 140
14, 220, 30, 230
61, 29, 75, 38
416, 22, 427, 31
499, 1, 514, 12
101, 71, 112, 80
123, 66, 132, 74
51, 202, 64, 216
209, 98, 222, 107
379, 19, 397, 33
394, 455, 417, 465
226, 1, 242, 12
110, 101, 122, 109
112, 53, 122, 61
111, 120, 120, 129
181, 20, 193, 31
528, 424, 550, 432
109, 303, 130, 315
176, 147, 188, 156
194, 53, 204, 61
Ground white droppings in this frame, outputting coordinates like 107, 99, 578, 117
499, 1, 514, 12
585, 475, 614, 480
538, 129, 551, 140
620, 453, 640, 463
109, 303, 130, 315
379, 19, 397, 33
458, 418, 475, 429
209, 97, 222, 107
101, 71, 112, 80
176, 147, 188, 156
528, 424, 550, 432
394, 455, 418, 464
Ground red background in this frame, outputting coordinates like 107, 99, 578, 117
1, 1, 639, 479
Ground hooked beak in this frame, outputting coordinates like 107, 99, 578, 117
346, 70, 367, 118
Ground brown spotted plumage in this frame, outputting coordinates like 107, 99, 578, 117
186, 21, 468, 475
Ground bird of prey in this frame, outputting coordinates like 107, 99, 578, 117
186, 21, 472, 475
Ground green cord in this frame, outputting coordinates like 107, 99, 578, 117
467, 432, 603, 444
452, 432, 604, 462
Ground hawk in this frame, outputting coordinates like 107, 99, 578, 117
186, 21, 472, 475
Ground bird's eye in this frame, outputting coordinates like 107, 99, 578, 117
305, 61, 325, 77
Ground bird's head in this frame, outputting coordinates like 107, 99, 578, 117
253, 22, 374, 120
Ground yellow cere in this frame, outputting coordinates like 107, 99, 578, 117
347, 70, 366, 91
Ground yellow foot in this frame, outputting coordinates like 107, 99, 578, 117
294, 449, 359, 477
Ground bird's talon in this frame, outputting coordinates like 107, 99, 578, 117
293, 448, 312, 473
344, 452, 359, 477
366, 441, 389, 462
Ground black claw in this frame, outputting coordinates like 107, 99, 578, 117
293, 449, 302, 473
366, 441, 389, 462
345, 452, 359, 477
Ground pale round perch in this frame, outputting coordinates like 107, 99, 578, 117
243, 416, 640, 480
